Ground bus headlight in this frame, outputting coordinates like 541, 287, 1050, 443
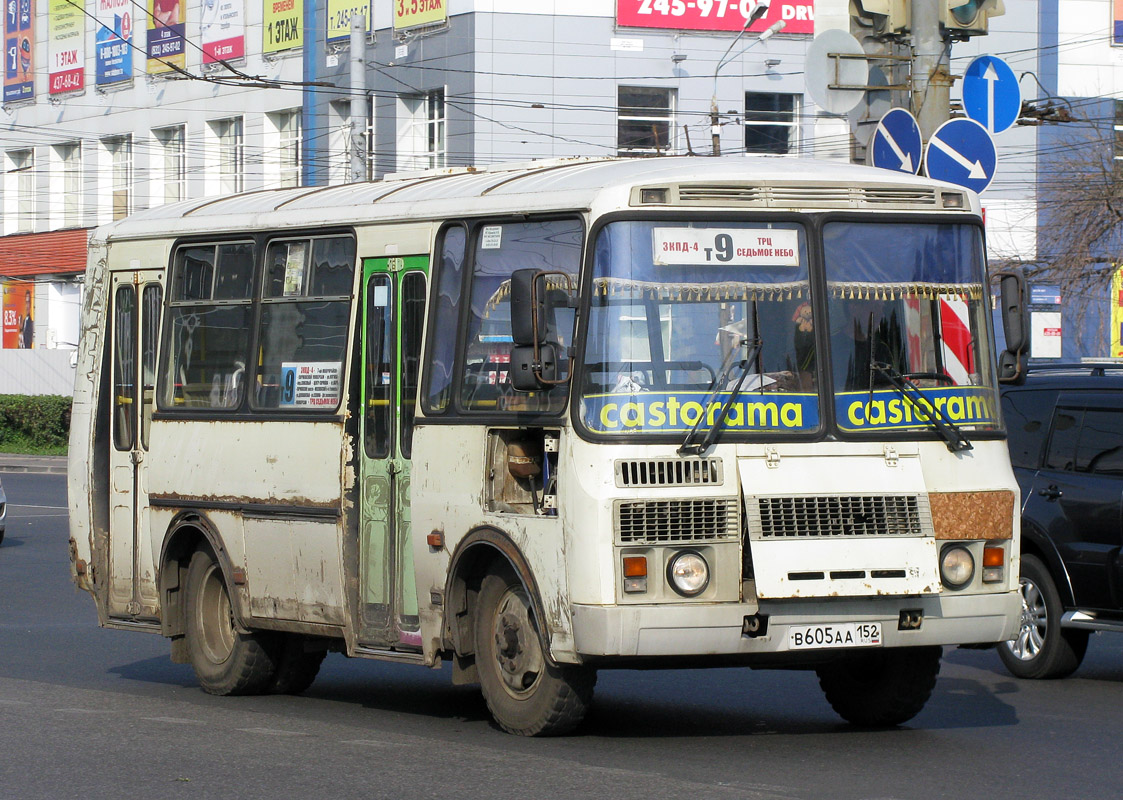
667, 551, 709, 597
940, 545, 975, 590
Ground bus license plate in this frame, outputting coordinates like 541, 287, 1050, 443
788, 622, 882, 650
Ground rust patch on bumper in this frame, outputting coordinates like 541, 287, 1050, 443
930, 490, 1014, 540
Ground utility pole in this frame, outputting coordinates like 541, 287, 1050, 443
910, 0, 952, 139
349, 13, 368, 183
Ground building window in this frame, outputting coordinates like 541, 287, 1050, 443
6, 149, 35, 232
154, 125, 186, 204
617, 86, 676, 156
278, 110, 302, 188
104, 136, 132, 220
56, 143, 82, 227
211, 117, 244, 194
396, 90, 445, 171
744, 92, 800, 155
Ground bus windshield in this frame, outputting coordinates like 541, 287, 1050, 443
824, 221, 999, 435
579, 218, 999, 439
580, 220, 818, 436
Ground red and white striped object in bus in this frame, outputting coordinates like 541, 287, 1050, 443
939, 294, 975, 385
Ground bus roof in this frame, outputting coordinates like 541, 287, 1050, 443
98, 156, 980, 242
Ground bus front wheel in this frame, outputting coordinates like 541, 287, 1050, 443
474, 570, 595, 736
185, 548, 277, 696
816, 645, 941, 727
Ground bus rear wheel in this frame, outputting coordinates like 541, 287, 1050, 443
474, 570, 595, 736
185, 548, 277, 696
816, 645, 941, 727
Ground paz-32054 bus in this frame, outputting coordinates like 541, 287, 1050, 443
69, 157, 1025, 735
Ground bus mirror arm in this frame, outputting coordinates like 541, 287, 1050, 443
993, 270, 1028, 385
509, 268, 575, 391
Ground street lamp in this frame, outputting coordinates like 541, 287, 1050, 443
711, 1, 786, 156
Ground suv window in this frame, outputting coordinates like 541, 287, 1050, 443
1075, 409, 1123, 475
1044, 407, 1083, 472
1002, 389, 1057, 469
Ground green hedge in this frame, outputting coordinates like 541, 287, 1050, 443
0, 395, 71, 453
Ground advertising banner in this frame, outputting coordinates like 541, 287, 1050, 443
201, 0, 245, 63
147, 0, 186, 73
394, 0, 446, 32
95, 0, 132, 86
263, 0, 302, 54
1031, 311, 1062, 359
326, 0, 371, 43
616, 0, 814, 35
48, 0, 83, 94
1111, 267, 1123, 357
1115, 0, 1123, 46
4, 0, 34, 103
2, 282, 34, 349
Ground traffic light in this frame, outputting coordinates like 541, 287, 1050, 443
850, 0, 909, 36
941, 0, 1005, 36
852, 0, 1004, 37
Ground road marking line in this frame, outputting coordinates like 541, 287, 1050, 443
8, 504, 68, 510
142, 716, 205, 725
237, 727, 310, 736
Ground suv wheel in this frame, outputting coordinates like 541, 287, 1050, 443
999, 554, 1089, 679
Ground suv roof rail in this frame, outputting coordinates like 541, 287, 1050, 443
1027, 362, 1123, 377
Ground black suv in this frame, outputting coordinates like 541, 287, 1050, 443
1000, 364, 1123, 678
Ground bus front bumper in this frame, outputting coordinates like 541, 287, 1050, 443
569, 592, 1019, 658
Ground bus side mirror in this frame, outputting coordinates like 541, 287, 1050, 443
509, 268, 573, 391
510, 344, 559, 390
995, 270, 1028, 385
511, 269, 547, 347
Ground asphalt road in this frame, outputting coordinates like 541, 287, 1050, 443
2, 471, 1121, 800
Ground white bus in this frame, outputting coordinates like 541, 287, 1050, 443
69, 157, 1026, 735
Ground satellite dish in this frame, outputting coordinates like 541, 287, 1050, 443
805, 29, 867, 115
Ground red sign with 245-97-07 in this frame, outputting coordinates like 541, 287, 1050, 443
616, 0, 814, 35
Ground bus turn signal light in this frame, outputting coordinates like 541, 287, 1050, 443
623, 556, 648, 594
623, 556, 647, 578
982, 545, 1004, 583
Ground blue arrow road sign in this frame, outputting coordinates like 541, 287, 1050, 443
924, 118, 998, 194
962, 55, 1022, 134
870, 108, 922, 174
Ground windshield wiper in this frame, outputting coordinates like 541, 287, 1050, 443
869, 361, 973, 453
678, 337, 764, 456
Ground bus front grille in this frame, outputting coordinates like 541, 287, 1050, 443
615, 498, 740, 544
750, 495, 926, 539
615, 457, 723, 488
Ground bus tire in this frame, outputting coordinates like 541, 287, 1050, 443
816, 645, 941, 727
474, 570, 595, 736
998, 554, 1088, 679
185, 548, 277, 696
268, 635, 326, 695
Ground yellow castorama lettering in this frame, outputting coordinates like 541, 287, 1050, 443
594, 395, 806, 431
846, 391, 995, 429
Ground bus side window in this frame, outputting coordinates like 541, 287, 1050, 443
140, 284, 162, 449
161, 242, 254, 411
423, 224, 467, 414
460, 218, 582, 413
254, 235, 355, 412
112, 285, 137, 451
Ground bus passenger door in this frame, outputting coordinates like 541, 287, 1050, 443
107, 272, 163, 620
358, 257, 428, 648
